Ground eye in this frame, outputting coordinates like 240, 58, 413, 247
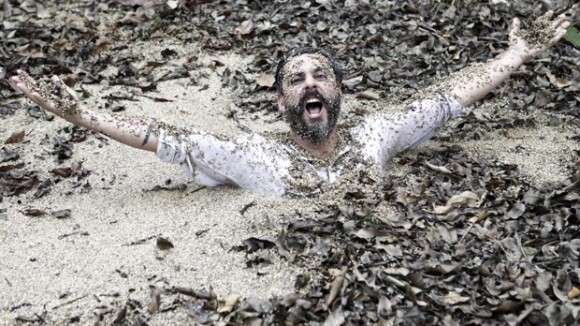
290, 77, 303, 84
315, 73, 327, 80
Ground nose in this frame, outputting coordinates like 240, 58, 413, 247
304, 74, 317, 89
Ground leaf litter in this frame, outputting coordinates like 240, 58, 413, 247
0, 0, 579, 325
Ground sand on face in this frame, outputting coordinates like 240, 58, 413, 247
1, 33, 579, 326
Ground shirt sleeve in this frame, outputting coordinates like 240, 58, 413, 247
155, 131, 290, 196
353, 94, 464, 169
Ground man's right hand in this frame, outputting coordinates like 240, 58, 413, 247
10, 69, 159, 152
10, 70, 81, 120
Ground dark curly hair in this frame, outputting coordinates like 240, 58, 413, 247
274, 47, 343, 94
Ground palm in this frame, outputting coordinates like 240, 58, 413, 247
508, 10, 571, 63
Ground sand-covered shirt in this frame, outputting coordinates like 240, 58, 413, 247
155, 94, 463, 197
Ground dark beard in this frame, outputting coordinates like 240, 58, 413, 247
285, 90, 341, 143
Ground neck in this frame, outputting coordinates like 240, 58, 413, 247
291, 128, 339, 157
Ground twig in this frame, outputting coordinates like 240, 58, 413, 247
52, 294, 88, 310
57, 231, 89, 240
239, 201, 256, 216
515, 232, 527, 259
189, 186, 207, 194
325, 267, 347, 307
459, 223, 475, 244
484, 235, 508, 256
124, 234, 160, 246
384, 275, 422, 295
477, 190, 489, 208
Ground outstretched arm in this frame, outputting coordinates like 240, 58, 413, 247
10, 70, 158, 152
441, 10, 571, 107
11, 70, 290, 195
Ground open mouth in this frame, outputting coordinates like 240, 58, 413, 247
304, 97, 324, 118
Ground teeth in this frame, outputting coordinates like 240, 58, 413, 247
306, 98, 320, 104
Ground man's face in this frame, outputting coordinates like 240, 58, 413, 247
277, 53, 341, 143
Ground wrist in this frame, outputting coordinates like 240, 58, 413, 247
501, 47, 526, 67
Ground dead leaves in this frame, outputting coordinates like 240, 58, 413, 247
1, 0, 579, 325
156, 237, 174, 250
19, 207, 72, 218
0, 169, 39, 197
4, 130, 25, 144
255, 73, 275, 88
433, 191, 480, 214
217, 294, 239, 314
51, 161, 84, 178
439, 291, 470, 306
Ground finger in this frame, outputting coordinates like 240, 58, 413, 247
549, 28, 569, 45
22, 90, 46, 107
551, 14, 568, 29
17, 69, 37, 86
541, 10, 554, 20
13, 81, 31, 95
12, 79, 48, 106
509, 18, 521, 39
28, 91, 59, 112
561, 21, 571, 30
51, 75, 80, 100
51, 75, 61, 84
8, 77, 22, 92
10, 75, 22, 87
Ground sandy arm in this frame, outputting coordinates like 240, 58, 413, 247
10, 71, 158, 152
440, 10, 570, 107
10, 71, 290, 194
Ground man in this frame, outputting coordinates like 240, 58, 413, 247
10, 11, 571, 197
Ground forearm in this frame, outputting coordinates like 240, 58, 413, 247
66, 106, 158, 152
11, 71, 160, 153
448, 48, 525, 107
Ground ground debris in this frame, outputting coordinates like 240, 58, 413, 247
1, 0, 579, 325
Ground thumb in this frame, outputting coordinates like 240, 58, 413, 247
509, 17, 521, 39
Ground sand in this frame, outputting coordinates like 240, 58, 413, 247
1, 37, 578, 325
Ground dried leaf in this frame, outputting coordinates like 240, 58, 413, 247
235, 237, 275, 253
51, 209, 71, 219
434, 191, 479, 214
156, 237, 174, 250
383, 267, 410, 276
441, 291, 470, 305
147, 286, 161, 315
236, 20, 253, 35
356, 90, 380, 100
51, 167, 73, 178
506, 201, 526, 219
4, 130, 25, 144
21, 208, 46, 217
495, 300, 522, 313
568, 286, 580, 300
545, 71, 572, 88
323, 306, 345, 326
217, 294, 239, 313
255, 73, 275, 88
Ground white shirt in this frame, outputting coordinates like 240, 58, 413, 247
156, 94, 463, 197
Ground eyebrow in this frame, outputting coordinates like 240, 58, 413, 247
288, 67, 326, 79
289, 72, 305, 79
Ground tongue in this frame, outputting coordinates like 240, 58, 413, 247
308, 107, 321, 115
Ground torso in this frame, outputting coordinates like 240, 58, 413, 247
269, 126, 382, 198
